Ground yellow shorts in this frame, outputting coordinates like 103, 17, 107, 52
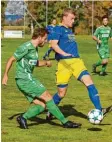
56, 58, 87, 85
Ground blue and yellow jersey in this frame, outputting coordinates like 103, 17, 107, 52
51, 25, 80, 61
46, 25, 55, 41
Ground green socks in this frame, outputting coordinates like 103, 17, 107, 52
95, 60, 107, 73
22, 99, 68, 124
46, 99, 68, 124
23, 105, 45, 119
101, 64, 107, 73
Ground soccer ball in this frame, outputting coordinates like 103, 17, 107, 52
88, 109, 103, 124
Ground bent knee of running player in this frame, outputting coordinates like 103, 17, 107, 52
78, 70, 93, 86
57, 84, 68, 98
39, 90, 53, 102
33, 99, 46, 108
102, 59, 108, 65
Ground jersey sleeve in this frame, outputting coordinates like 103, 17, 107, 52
51, 26, 62, 40
110, 28, 112, 38
13, 45, 28, 61
94, 28, 99, 37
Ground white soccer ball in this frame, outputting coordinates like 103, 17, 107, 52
88, 109, 103, 124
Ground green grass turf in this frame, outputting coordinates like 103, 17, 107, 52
1, 36, 112, 142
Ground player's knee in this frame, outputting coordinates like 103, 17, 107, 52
102, 61, 108, 65
58, 89, 66, 98
102, 59, 108, 65
57, 84, 68, 98
40, 103, 46, 108
58, 92, 65, 98
39, 91, 52, 102
33, 99, 46, 108
81, 75, 93, 86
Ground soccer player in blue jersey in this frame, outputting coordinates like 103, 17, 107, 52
43, 19, 57, 60
2, 28, 81, 129
46, 8, 112, 120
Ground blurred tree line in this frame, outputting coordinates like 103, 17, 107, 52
1, 0, 112, 35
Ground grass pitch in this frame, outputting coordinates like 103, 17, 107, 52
1, 36, 112, 142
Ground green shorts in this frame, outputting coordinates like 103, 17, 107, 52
98, 45, 110, 59
16, 78, 46, 103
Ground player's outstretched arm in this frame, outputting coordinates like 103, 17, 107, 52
37, 60, 52, 67
2, 56, 16, 85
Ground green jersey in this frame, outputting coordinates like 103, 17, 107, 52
94, 26, 112, 46
13, 41, 38, 80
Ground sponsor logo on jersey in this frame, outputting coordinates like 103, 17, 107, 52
29, 60, 37, 66
102, 34, 109, 38
68, 34, 75, 42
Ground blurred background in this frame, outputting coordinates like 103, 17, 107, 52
1, 0, 112, 38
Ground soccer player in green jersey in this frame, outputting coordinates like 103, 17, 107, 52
92, 16, 112, 76
2, 28, 81, 129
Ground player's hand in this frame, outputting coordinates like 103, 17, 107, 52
46, 61, 52, 67
97, 40, 102, 44
63, 53, 72, 57
2, 74, 8, 85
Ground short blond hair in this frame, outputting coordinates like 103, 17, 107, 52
62, 8, 76, 17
